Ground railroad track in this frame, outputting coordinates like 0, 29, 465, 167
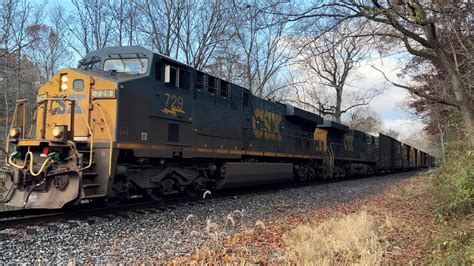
0, 196, 199, 230
0, 171, 418, 231
0, 180, 286, 230
0, 180, 295, 230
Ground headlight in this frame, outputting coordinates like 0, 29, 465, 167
52, 125, 66, 138
60, 74, 68, 91
9, 127, 21, 138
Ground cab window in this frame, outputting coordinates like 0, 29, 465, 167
104, 58, 149, 74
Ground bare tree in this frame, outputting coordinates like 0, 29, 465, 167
26, 7, 73, 84
344, 106, 382, 133
294, 23, 379, 122
108, 0, 139, 46
179, 0, 230, 70
225, 1, 291, 97
0, 0, 42, 152
64, 0, 114, 56
401, 131, 438, 154
135, 0, 185, 58
277, 0, 474, 145
0, 0, 40, 58
382, 128, 400, 140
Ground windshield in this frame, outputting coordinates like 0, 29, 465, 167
103, 58, 149, 74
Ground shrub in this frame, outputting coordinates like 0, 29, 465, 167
431, 148, 473, 218
429, 146, 473, 264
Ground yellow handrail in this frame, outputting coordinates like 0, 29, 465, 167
75, 101, 94, 171
5, 98, 95, 177
27, 104, 42, 138
5, 101, 19, 164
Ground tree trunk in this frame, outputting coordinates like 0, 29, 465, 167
335, 89, 342, 122
460, 104, 474, 147
437, 120, 445, 159
437, 51, 474, 147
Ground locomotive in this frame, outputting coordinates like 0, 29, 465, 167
0, 46, 435, 209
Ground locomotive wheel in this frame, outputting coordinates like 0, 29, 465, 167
147, 188, 163, 202
185, 177, 205, 197
147, 178, 176, 202
185, 186, 198, 197
296, 167, 307, 182
104, 181, 130, 207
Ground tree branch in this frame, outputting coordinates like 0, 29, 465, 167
371, 66, 460, 109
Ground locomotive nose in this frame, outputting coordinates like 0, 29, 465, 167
1, 69, 119, 209
35, 69, 118, 141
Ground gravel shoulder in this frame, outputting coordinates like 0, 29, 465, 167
0, 171, 418, 264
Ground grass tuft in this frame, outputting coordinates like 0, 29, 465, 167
284, 209, 386, 265
202, 190, 212, 199
255, 220, 266, 230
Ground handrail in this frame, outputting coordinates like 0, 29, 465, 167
4, 100, 27, 162
5, 97, 95, 177
329, 143, 340, 166
27, 105, 41, 138
75, 101, 94, 171
94, 102, 113, 176
4, 102, 19, 164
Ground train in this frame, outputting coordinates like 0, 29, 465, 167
0, 46, 436, 209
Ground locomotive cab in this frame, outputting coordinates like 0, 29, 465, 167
1, 46, 152, 209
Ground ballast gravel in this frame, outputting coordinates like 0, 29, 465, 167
0, 171, 417, 263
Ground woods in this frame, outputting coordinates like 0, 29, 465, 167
0, 0, 473, 151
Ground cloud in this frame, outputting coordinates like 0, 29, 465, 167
349, 55, 426, 138
383, 118, 425, 135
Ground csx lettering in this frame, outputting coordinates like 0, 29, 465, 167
49, 98, 66, 115
49, 94, 85, 115
252, 108, 282, 141
67, 94, 85, 114
344, 134, 354, 151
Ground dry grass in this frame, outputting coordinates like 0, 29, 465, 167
284, 209, 387, 265
172, 173, 452, 264
387, 173, 432, 201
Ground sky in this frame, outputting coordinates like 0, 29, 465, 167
351, 56, 425, 138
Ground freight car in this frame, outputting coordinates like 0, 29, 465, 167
377, 133, 403, 172
0, 46, 435, 209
